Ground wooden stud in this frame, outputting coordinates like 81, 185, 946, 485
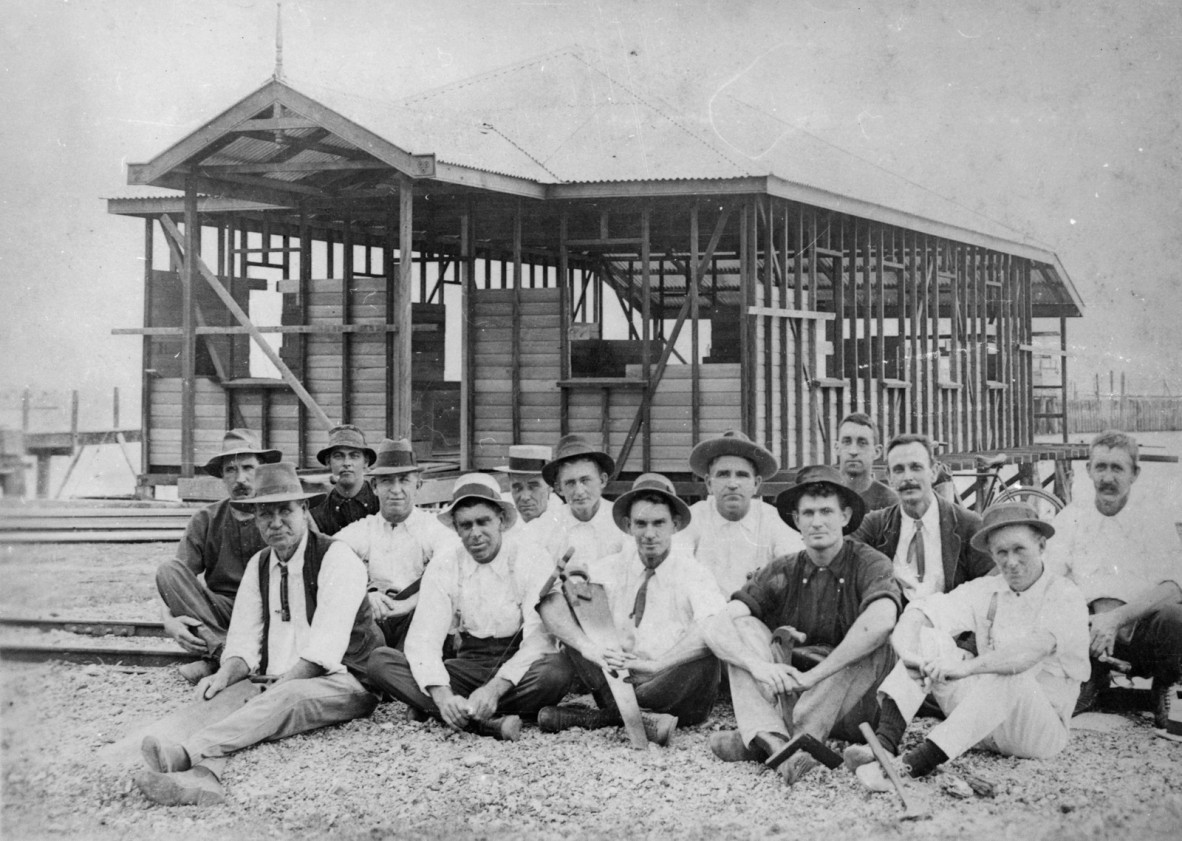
559, 212, 571, 437
512, 199, 523, 444
341, 216, 353, 424
181, 176, 198, 476
298, 210, 311, 461
641, 207, 652, 471
141, 218, 153, 479
689, 203, 700, 447
395, 178, 414, 437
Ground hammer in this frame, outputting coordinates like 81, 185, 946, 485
763, 625, 844, 771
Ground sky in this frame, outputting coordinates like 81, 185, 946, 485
1, 0, 1180, 433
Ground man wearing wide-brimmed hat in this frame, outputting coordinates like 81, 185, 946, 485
368, 474, 572, 739
682, 430, 804, 596
155, 429, 282, 684
493, 444, 564, 531
135, 462, 383, 807
703, 465, 901, 787
336, 438, 460, 648
538, 434, 624, 566
852, 502, 1089, 791
309, 424, 380, 535
538, 473, 727, 744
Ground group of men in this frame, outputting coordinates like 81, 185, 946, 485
135, 417, 1182, 808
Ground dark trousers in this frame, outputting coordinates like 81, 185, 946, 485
567, 648, 721, 726
1114, 603, 1182, 683
155, 558, 235, 659
367, 636, 572, 718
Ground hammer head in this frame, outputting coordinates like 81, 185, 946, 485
764, 733, 844, 771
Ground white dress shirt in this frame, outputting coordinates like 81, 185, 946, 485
893, 501, 944, 600
1050, 494, 1182, 604
405, 531, 557, 693
542, 500, 625, 568
336, 507, 460, 593
585, 541, 727, 661
222, 532, 368, 676
679, 498, 805, 597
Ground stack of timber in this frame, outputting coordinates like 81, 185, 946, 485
0, 503, 196, 543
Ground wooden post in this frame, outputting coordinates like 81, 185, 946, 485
689, 204, 700, 447
641, 207, 652, 471
395, 177, 414, 437
1060, 316, 1070, 443
559, 212, 571, 437
460, 204, 474, 467
385, 198, 397, 439
512, 200, 523, 444
21, 387, 30, 434
342, 216, 353, 424
141, 219, 153, 483
299, 210, 311, 460
181, 177, 198, 476
113, 387, 119, 429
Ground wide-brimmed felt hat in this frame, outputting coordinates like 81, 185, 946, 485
541, 434, 615, 486
203, 428, 282, 478
689, 429, 779, 480
365, 438, 420, 476
494, 444, 552, 475
775, 464, 866, 534
611, 473, 692, 532
230, 461, 325, 507
316, 424, 377, 466
969, 502, 1055, 553
437, 473, 518, 531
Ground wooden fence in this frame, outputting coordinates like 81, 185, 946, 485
1036, 395, 1182, 434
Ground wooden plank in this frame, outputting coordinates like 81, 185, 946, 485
0, 530, 186, 544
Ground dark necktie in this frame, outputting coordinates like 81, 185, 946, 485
278, 560, 291, 622
630, 564, 659, 626
907, 520, 925, 582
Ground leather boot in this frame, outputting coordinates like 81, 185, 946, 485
467, 715, 522, 741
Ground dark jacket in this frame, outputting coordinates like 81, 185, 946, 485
851, 495, 994, 594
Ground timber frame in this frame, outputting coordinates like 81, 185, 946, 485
108, 68, 1084, 493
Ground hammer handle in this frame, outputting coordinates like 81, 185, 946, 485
859, 723, 911, 803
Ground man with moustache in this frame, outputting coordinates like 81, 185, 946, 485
1051, 430, 1182, 739
309, 424, 380, 535
155, 429, 281, 684
367, 474, 572, 738
850, 502, 1089, 788
852, 433, 993, 605
538, 474, 726, 744
835, 413, 899, 512
704, 466, 901, 787
135, 462, 382, 806
680, 430, 804, 597
336, 438, 460, 649
540, 435, 625, 566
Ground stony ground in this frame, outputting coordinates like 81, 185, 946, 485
2, 542, 1182, 840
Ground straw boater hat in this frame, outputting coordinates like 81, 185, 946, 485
231, 462, 325, 508
494, 444, 552, 475
365, 438, 420, 477
202, 428, 282, 478
611, 473, 692, 532
541, 434, 615, 486
969, 502, 1055, 553
688, 429, 779, 480
437, 473, 518, 531
774, 464, 867, 534
316, 424, 377, 466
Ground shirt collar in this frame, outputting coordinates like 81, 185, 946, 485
903, 499, 940, 534
709, 497, 759, 534
268, 530, 309, 570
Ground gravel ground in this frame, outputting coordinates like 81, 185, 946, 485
3, 542, 1182, 840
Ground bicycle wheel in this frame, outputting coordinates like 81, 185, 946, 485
994, 486, 1065, 519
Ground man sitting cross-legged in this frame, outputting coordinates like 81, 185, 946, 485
135, 462, 384, 806
538, 474, 726, 745
850, 502, 1089, 789
703, 465, 902, 786
366, 474, 572, 739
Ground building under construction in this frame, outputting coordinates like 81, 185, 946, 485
107, 48, 1085, 494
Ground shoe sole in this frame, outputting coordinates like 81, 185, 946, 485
133, 769, 225, 806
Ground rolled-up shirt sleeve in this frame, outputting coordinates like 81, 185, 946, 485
405, 556, 456, 692
221, 552, 265, 672
299, 541, 367, 673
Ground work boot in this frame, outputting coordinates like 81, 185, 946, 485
855, 760, 895, 793
467, 715, 522, 741
141, 736, 191, 773
537, 705, 617, 733
1074, 661, 1110, 716
177, 660, 216, 686
709, 730, 765, 763
1151, 676, 1182, 742
135, 766, 225, 807
842, 742, 879, 771
641, 713, 678, 747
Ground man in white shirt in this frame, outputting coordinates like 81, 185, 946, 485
1050, 430, 1182, 739
538, 474, 726, 743
494, 444, 564, 529
539, 434, 625, 566
852, 433, 994, 604
366, 474, 572, 739
851, 502, 1089, 789
680, 430, 803, 596
336, 438, 460, 649
134, 462, 383, 806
